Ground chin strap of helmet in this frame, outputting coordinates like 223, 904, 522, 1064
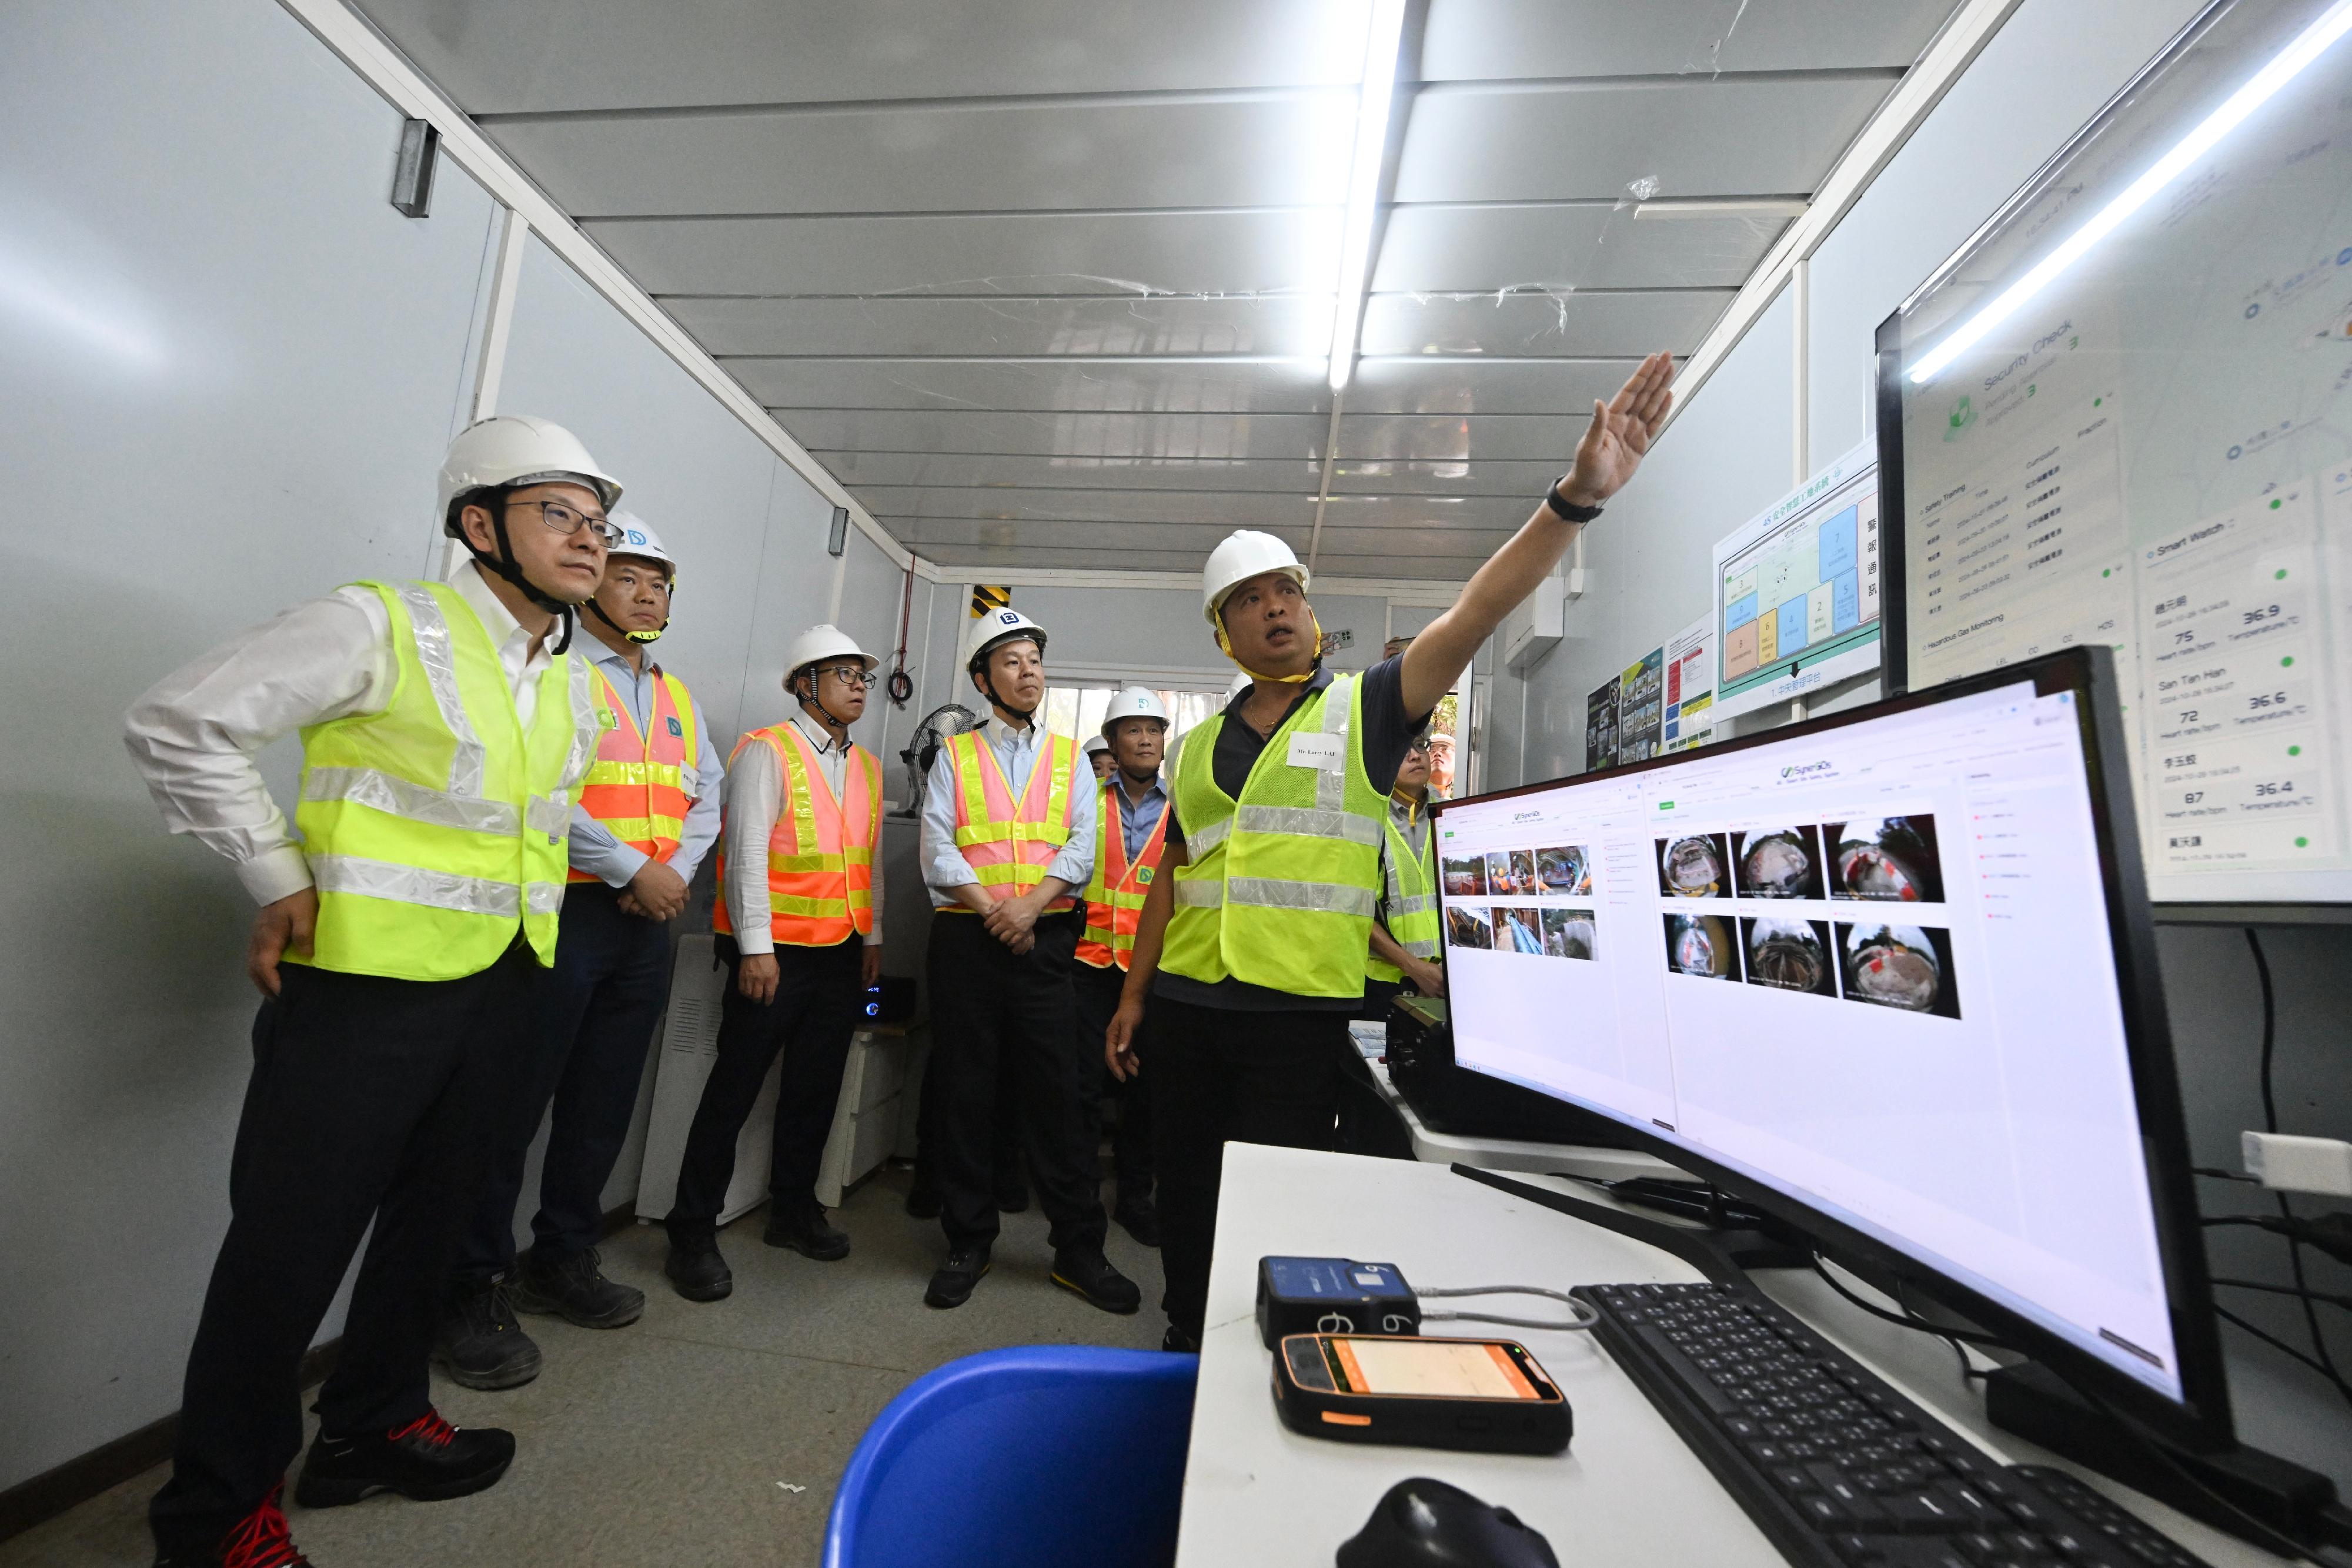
1213, 605, 1323, 684
584, 586, 669, 645
463, 492, 579, 655
795, 667, 859, 733
974, 636, 1043, 721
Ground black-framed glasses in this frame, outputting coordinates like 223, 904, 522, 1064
817, 664, 879, 690
510, 498, 623, 547
1406, 736, 1435, 755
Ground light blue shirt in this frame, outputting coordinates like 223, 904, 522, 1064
567, 641, 726, 889
1108, 773, 1170, 864
920, 716, 1095, 903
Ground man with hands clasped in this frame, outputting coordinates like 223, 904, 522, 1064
1106, 353, 1677, 1352
663, 626, 887, 1302
437, 514, 723, 1390
917, 609, 1139, 1315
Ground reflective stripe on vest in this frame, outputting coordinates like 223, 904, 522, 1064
941, 728, 1078, 912
1077, 781, 1170, 970
292, 580, 594, 981
711, 723, 881, 947
1161, 674, 1387, 998
569, 665, 699, 882
1367, 802, 1440, 984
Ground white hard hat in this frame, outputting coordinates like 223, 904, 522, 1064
437, 415, 622, 532
782, 624, 876, 684
1101, 685, 1170, 734
965, 607, 1049, 671
1202, 529, 1309, 626
1081, 734, 1112, 758
607, 511, 676, 572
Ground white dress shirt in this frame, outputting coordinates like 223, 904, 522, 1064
564, 640, 726, 889
123, 562, 562, 907
721, 709, 886, 955
919, 715, 1095, 905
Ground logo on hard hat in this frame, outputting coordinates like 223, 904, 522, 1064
995, 610, 1020, 626
629, 530, 650, 547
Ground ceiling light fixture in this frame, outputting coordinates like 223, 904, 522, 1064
1327, 0, 1409, 392
1908, 0, 2352, 386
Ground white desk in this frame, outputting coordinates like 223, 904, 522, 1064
1174, 1146, 2279, 1568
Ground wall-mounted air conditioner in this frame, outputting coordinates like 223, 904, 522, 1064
1501, 577, 1566, 673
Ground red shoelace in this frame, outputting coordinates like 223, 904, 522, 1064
219, 1483, 308, 1568
387, 1408, 457, 1449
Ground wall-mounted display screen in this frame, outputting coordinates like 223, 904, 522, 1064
1879, 0, 2352, 907
1712, 440, 1883, 721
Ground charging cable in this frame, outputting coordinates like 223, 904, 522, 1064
1411, 1284, 1601, 1333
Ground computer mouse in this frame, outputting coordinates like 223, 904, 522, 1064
1335, 1477, 1559, 1568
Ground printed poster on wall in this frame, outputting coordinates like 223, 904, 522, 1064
1616, 647, 1665, 763
1585, 680, 1619, 772
1662, 616, 1718, 753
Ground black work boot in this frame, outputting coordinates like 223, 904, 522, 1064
431, 1276, 540, 1390
293, 1408, 514, 1507
151, 1482, 309, 1566
924, 1243, 993, 1309
664, 1229, 733, 1302
513, 1246, 644, 1329
764, 1202, 851, 1261
1113, 1192, 1162, 1248
1052, 1245, 1142, 1314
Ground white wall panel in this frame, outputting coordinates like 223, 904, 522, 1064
0, 0, 500, 1492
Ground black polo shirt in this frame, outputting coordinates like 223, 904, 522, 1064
1157, 656, 1428, 1012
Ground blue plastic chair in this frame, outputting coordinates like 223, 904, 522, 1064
824, 1345, 1198, 1568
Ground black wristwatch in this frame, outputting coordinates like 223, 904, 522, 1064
1544, 477, 1603, 523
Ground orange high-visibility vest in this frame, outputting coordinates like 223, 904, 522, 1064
1077, 781, 1170, 970
713, 721, 881, 947
569, 664, 700, 884
938, 727, 1078, 913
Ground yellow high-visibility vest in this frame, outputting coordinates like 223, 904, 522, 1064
1367, 799, 1439, 984
290, 580, 597, 981
1161, 675, 1387, 998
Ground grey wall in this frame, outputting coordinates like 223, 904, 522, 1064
1482, 0, 2351, 1490
0, 0, 505, 1492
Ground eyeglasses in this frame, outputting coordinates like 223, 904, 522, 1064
510, 498, 623, 548
817, 664, 879, 689
1406, 737, 1434, 755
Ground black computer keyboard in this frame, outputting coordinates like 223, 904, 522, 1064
1575, 1282, 2213, 1568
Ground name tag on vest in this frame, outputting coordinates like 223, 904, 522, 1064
1287, 731, 1344, 771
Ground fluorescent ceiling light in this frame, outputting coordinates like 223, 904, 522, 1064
1327, 0, 1409, 393
1909, 0, 2352, 385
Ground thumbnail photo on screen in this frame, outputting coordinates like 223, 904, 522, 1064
1732, 827, 1825, 900
1740, 916, 1835, 996
1442, 853, 1488, 898
1825, 815, 1944, 903
1542, 908, 1596, 959
1487, 849, 1541, 895
1498, 906, 1545, 955
1656, 832, 1732, 898
1537, 845, 1592, 896
1836, 921, 1962, 1018
1664, 912, 1740, 981
1446, 905, 1493, 949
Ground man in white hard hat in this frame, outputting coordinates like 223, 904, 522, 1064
1083, 731, 1117, 783
123, 414, 623, 1565
662, 625, 888, 1301
1074, 686, 1174, 1245
916, 607, 1137, 1313
1106, 353, 1676, 1350
438, 513, 725, 1389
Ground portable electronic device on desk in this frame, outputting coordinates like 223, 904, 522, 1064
1432, 646, 2345, 1562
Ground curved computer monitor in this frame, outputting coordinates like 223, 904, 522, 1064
1431, 647, 2231, 1449
1876, 0, 2352, 912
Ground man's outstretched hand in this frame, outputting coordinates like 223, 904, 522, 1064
1556, 350, 1675, 509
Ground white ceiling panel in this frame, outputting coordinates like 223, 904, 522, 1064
589, 210, 1336, 296
863, 487, 1317, 527
773, 408, 1337, 457
667, 295, 1330, 359
819, 452, 1324, 492
1358, 288, 1730, 357
1341, 358, 1654, 416
1371, 205, 1785, 292
914, 541, 1516, 580
349, 0, 1359, 112
1421, 0, 1957, 80
487, 94, 1354, 217
887, 517, 1511, 557
739, 357, 1328, 413
1394, 76, 1897, 203
1326, 459, 1565, 496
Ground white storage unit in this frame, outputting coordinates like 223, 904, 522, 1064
814, 1021, 923, 1208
